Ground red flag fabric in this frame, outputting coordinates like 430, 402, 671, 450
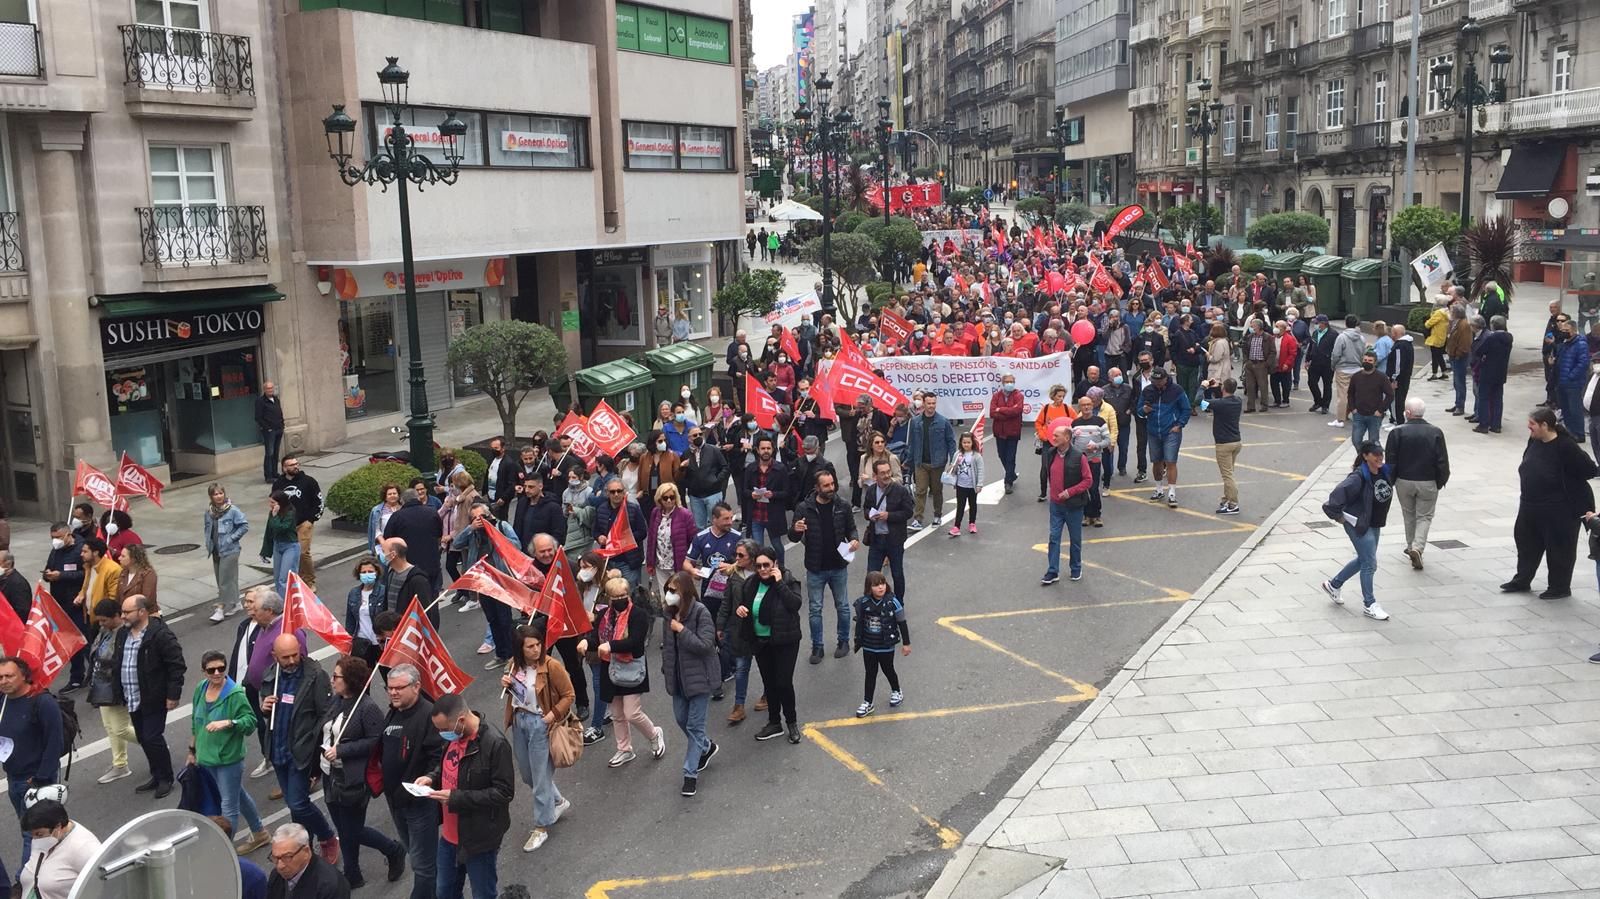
0, 592, 23, 657
20, 583, 86, 691
1185, 240, 1195, 256
744, 373, 782, 428
115, 453, 166, 508
481, 521, 542, 587
379, 598, 474, 697
1089, 264, 1119, 297
1147, 263, 1171, 292
1172, 253, 1194, 277
778, 327, 803, 365
450, 559, 541, 617
879, 310, 913, 346
836, 328, 871, 368
1104, 205, 1146, 243
595, 503, 639, 559
533, 548, 588, 646
555, 412, 600, 465
829, 356, 911, 416
73, 460, 119, 509
281, 571, 354, 654
810, 374, 838, 422
584, 400, 637, 459
971, 415, 987, 450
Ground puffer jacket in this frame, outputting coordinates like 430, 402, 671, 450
660, 600, 719, 698
1424, 307, 1450, 348
1559, 335, 1591, 386
1322, 463, 1394, 536
734, 566, 803, 648
713, 569, 756, 657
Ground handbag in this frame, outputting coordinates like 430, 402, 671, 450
940, 469, 957, 487
548, 713, 584, 768
609, 655, 647, 688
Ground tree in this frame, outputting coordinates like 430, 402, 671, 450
1163, 203, 1223, 243
445, 320, 567, 441
1014, 196, 1049, 218
855, 217, 924, 279
713, 268, 785, 319
802, 232, 881, 323
1391, 205, 1460, 256
1460, 216, 1522, 300
1246, 211, 1330, 251
1054, 201, 1094, 231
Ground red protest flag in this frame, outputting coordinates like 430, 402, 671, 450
809, 374, 838, 422
72, 460, 119, 509
0, 593, 23, 657
971, 415, 987, 450
451, 558, 541, 617
20, 583, 87, 691
556, 411, 600, 465
481, 519, 542, 587
778, 326, 803, 364
1088, 263, 1124, 299
879, 310, 913, 346
282, 571, 354, 654
1185, 240, 1195, 256
533, 548, 588, 647
744, 372, 782, 428
583, 399, 637, 459
595, 502, 639, 559
830, 356, 910, 416
115, 452, 166, 508
379, 598, 474, 697
835, 328, 871, 367
1147, 262, 1171, 292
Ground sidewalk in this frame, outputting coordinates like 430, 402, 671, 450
930, 285, 1600, 898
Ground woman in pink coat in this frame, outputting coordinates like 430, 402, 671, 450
645, 482, 696, 597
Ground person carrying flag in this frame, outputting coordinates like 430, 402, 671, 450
451, 503, 523, 672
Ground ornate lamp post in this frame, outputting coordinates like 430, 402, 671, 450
321, 57, 466, 475
1432, 21, 1511, 233
979, 115, 993, 190
793, 72, 853, 325
1050, 105, 1073, 210
1185, 78, 1223, 250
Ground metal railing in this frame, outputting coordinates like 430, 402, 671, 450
0, 22, 41, 77
1469, 0, 1511, 15
1261, 47, 1299, 72
1127, 85, 1163, 109
137, 205, 267, 268
0, 212, 23, 272
1312, 33, 1351, 64
120, 24, 254, 94
1221, 59, 1256, 85
1486, 86, 1600, 133
1130, 18, 1161, 45
1352, 120, 1391, 149
1352, 21, 1391, 55
1296, 132, 1319, 156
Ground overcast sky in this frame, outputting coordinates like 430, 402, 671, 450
753, 0, 813, 70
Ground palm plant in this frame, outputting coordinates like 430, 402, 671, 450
1207, 245, 1238, 282
1460, 217, 1522, 300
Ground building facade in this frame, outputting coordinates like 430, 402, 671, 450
1055, 0, 1133, 208
948, 0, 1016, 190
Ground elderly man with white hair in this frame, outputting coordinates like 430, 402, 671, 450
1383, 397, 1451, 570
1039, 422, 1096, 586
266, 822, 349, 899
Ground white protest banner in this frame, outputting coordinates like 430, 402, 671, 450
1411, 242, 1455, 292
869, 352, 1074, 420
762, 291, 822, 328
920, 229, 984, 246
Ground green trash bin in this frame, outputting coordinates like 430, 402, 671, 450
1340, 259, 1384, 319
641, 342, 717, 415
1381, 260, 1412, 307
1263, 251, 1311, 289
549, 358, 654, 421
1302, 255, 1347, 319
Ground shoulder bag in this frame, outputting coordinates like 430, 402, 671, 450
548, 711, 584, 768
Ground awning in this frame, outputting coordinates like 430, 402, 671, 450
1495, 144, 1567, 198
93, 285, 285, 319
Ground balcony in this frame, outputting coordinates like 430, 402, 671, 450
950, 84, 978, 107
1010, 71, 1050, 101
1486, 86, 1600, 134
0, 212, 22, 272
1312, 33, 1351, 64
980, 34, 1012, 59
137, 206, 268, 269
1189, 5, 1231, 36
1128, 85, 1164, 109
1352, 21, 1391, 56
1469, 0, 1512, 17
948, 45, 976, 69
1295, 132, 1319, 157
1221, 59, 1256, 87
119, 24, 256, 120
0, 22, 40, 77
1235, 138, 1260, 159
1394, 0, 1463, 45
1352, 120, 1391, 149
982, 78, 1012, 98
1261, 47, 1300, 73
1130, 18, 1162, 45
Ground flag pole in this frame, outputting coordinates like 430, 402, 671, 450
269, 666, 280, 729
331, 665, 384, 745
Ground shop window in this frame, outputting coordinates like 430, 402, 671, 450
678, 125, 732, 171
171, 348, 260, 454
486, 113, 589, 168
448, 291, 484, 397
340, 296, 400, 420
366, 104, 486, 167
623, 121, 735, 172
624, 121, 678, 170
658, 264, 710, 339
590, 265, 644, 345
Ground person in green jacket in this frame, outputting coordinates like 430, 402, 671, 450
188, 649, 270, 854
260, 491, 301, 595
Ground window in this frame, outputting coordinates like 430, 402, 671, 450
623, 121, 735, 172
1264, 97, 1279, 150
1287, 18, 1298, 47
1427, 54, 1454, 113
1327, 0, 1346, 36
1220, 41, 1229, 69
1286, 95, 1299, 135
1262, 24, 1275, 53
150, 145, 223, 217
1170, 118, 1179, 151
298, 0, 529, 33
1376, 0, 1388, 22
1325, 79, 1344, 128
1374, 71, 1388, 121
365, 104, 486, 167
1242, 104, 1253, 140
1554, 48, 1572, 94
486, 113, 589, 169
1223, 105, 1236, 155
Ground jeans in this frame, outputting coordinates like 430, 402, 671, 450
996, 436, 1020, 486
1560, 383, 1587, 439
213, 552, 241, 610
671, 693, 712, 779
510, 711, 563, 827
328, 800, 401, 885
208, 760, 263, 838
479, 592, 514, 663
867, 540, 907, 603
587, 663, 608, 730
273, 762, 334, 841
388, 796, 439, 899
64, 599, 89, 685
1481, 380, 1505, 430
271, 540, 301, 596
731, 654, 753, 705
1351, 413, 1384, 450
614, 560, 643, 591
130, 701, 174, 784
1451, 356, 1468, 410
261, 428, 283, 482
748, 522, 785, 566
8, 779, 31, 881
1044, 503, 1085, 578
807, 567, 852, 648
1331, 524, 1380, 606
689, 493, 722, 530
436, 840, 497, 899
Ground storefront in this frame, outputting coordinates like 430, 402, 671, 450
326, 257, 507, 421
651, 242, 712, 340
581, 247, 649, 352
98, 287, 283, 478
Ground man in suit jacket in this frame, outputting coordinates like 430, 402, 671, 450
266, 823, 350, 899
861, 457, 914, 603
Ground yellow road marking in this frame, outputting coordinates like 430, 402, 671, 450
939, 619, 1097, 689
1102, 487, 1243, 522
1178, 451, 1306, 480
1185, 438, 1347, 450
812, 695, 1080, 730
1082, 561, 1194, 597
804, 726, 965, 849
940, 596, 1188, 627
586, 862, 824, 898
1238, 418, 1300, 434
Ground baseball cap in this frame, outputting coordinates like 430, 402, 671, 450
1151, 368, 1169, 379
1315, 314, 1329, 323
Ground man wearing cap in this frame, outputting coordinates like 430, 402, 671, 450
1305, 314, 1337, 415
1139, 367, 1192, 509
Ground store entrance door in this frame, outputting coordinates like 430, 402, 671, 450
0, 351, 41, 516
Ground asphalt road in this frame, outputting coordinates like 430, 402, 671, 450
3, 400, 1354, 898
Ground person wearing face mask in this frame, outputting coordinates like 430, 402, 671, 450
1240, 318, 1277, 414
594, 477, 648, 589
1271, 320, 1299, 409
582, 576, 665, 768
1346, 350, 1394, 451
659, 572, 719, 796
989, 375, 1025, 494
271, 456, 324, 590
791, 377, 832, 448
662, 403, 697, 456
733, 546, 804, 744
415, 691, 514, 899
635, 429, 682, 515
344, 557, 388, 669
1305, 314, 1337, 415
97, 509, 142, 563
70, 502, 101, 545
562, 472, 595, 556
790, 435, 835, 509
17, 799, 99, 899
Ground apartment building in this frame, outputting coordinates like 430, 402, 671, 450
1009, 0, 1056, 193
1054, 0, 1133, 206
949, 0, 1016, 189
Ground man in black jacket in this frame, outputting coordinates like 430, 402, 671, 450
113, 594, 184, 796
789, 470, 859, 664
513, 478, 565, 551
1386, 324, 1417, 425
379, 538, 439, 629
482, 438, 510, 516
1305, 315, 1337, 414
256, 381, 285, 484
381, 663, 443, 899
272, 456, 323, 589
788, 436, 836, 510
862, 459, 913, 603
266, 823, 350, 899
680, 425, 730, 529
43, 524, 88, 686
1384, 397, 1450, 570
418, 693, 514, 899
262, 634, 339, 863
535, 438, 584, 499
384, 495, 444, 598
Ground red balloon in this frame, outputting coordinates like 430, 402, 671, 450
1046, 417, 1073, 437
1070, 320, 1097, 346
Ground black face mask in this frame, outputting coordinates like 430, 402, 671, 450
610, 597, 628, 611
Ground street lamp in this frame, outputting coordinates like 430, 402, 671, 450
793, 71, 853, 325
1432, 20, 1511, 232
939, 118, 956, 197
322, 56, 466, 476
877, 97, 894, 227
1185, 78, 1223, 250
979, 115, 994, 191
1050, 105, 1074, 210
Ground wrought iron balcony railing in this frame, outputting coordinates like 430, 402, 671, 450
137, 205, 267, 268
119, 24, 255, 95
0, 23, 41, 77
0, 212, 22, 272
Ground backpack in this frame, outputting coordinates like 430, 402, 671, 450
42, 690, 80, 781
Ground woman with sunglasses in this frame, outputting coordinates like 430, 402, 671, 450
318, 655, 405, 888
733, 546, 804, 744
714, 539, 763, 724
660, 571, 719, 796
581, 576, 665, 767
188, 649, 270, 855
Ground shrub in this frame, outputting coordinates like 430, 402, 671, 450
440, 446, 488, 485
864, 281, 906, 308
1240, 253, 1265, 274
327, 462, 422, 522
1405, 303, 1433, 334
838, 211, 869, 234
1246, 211, 1330, 251
1391, 205, 1460, 256
713, 269, 785, 319
1014, 197, 1049, 217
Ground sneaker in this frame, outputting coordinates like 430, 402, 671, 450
581, 727, 606, 746
1590, 650, 1600, 664
908, 519, 924, 531
1134, 471, 1148, 483
1166, 490, 1177, 508
209, 606, 225, 624
522, 828, 548, 852
1364, 603, 1391, 621
1070, 572, 1082, 581
949, 525, 961, 537
553, 797, 571, 822
1327, 419, 1345, 427
1040, 574, 1059, 586
1215, 503, 1230, 515
61, 681, 83, 694
98, 765, 132, 784
969, 523, 978, 534
681, 776, 698, 797
476, 641, 495, 655
1222, 504, 1240, 515
458, 599, 481, 613
319, 837, 341, 867
855, 701, 875, 718
238, 829, 272, 857
1037, 495, 1046, 503
711, 688, 724, 701
889, 690, 903, 707
225, 601, 244, 617
698, 740, 719, 772
787, 725, 803, 744
1322, 580, 1343, 605
809, 646, 824, 664
650, 726, 666, 760
250, 759, 272, 779
1149, 488, 1164, 502
484, 656, 508, 670
834, 641, 849, 659
1404, 547, 1423, 570
607, 750, 636, 767
754, 721, 785, 741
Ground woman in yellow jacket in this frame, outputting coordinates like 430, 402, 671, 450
1424, 299, 1450, 381
1034, 384, 1074, 502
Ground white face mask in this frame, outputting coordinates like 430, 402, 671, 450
577, 568, 595, 584
664, 591, 680, 608
105, 523, 119, 536
681, 389, 691, 399
50, 538, 64, 551
30, 835, 56, 855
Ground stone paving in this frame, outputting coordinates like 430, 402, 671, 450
929, 285, 1600, 899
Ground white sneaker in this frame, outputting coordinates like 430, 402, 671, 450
98, 765, 133, 784
650, 726, 667, 760
476, 641, 495, 655
888, 690, 903, 707
225, 601, 244, 617
208, 606, 225, 624
250, 759, 272, 779
552, 797, 571, 822
1321, 579, 1343, 605
458, 599, 480, 613
522, 828, 548, 852
607, 750, 636, 768
1327, 419, 1345, 427
1364, 603, 1390, 621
